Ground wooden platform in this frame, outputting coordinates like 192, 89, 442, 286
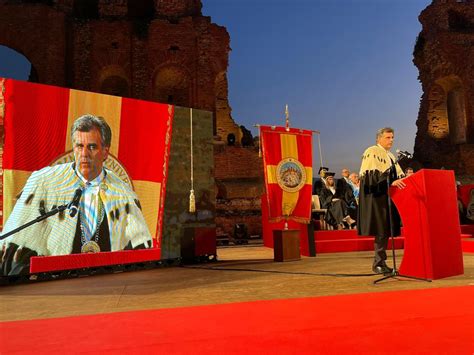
0, 247, 473, 322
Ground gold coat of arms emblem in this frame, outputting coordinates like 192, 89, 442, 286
276, 158, 306, 193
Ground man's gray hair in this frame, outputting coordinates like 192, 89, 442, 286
71, 114, 112, 148
376, 127, 394, 142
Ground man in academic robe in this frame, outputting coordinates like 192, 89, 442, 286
336, 168, 351, 191
348, 172, 360, 202
0, 115, 152, 276
357, 127, 406, 275
336, 168, 357, 219
467, 188, 474, 222
313, 166, 329, 196
318, 173, 356, 229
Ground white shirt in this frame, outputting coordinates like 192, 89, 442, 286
75, 168, 105, 240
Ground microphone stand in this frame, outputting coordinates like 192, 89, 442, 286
0, 204, 69, 241
373, 155, 432, 285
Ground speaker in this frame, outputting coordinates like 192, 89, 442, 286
181, 227, 217, 263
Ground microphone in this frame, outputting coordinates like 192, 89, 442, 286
396, 149, 412, 159
68, 188, 83, 217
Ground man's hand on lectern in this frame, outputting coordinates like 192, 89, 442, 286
391, 179, 406, 189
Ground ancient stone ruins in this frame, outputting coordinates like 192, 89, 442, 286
413, 0, 474, 180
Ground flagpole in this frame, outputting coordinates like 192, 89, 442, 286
316, 132, 324, 168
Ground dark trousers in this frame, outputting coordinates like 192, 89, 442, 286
373, 235, 388, 267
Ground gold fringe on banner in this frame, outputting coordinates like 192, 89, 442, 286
0, 77, 5, 125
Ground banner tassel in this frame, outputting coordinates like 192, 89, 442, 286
189, 189, 196, 213
189, 108, 196, 213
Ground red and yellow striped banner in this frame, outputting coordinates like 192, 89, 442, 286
1, 78, 173, 247
260, 125, 313, 223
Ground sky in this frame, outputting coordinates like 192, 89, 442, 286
202, 0, 432, 175
0, 0, 432, 176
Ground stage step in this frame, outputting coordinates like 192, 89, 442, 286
462, 238, 474, 253
314, 229, 358, 241
460, 225, 474, 235
315, 237, 404, 254
313, 225, 473, 254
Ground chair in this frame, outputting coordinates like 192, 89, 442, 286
311, 195, 331, 230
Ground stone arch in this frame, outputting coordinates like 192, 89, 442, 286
128, 0, 154, 18
427, 76, 468, 144
153, 65, 190, 107
73, 0, 99, 19
0, 45, 38, 82
0, 5, 65, 86
98, 65, 130, 97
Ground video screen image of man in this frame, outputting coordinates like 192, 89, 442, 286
0, 114, 152, 276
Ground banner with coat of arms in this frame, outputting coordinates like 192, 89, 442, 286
260, 125, 313, 223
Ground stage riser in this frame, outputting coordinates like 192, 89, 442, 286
460, 224, 474, 253
461, 239, 474, 253
314, 230, 359, 241
315, 238, 404, 254
460, 225, 474, 235
314, 228, 473, 254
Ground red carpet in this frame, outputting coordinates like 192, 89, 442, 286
1, 286, 473, 354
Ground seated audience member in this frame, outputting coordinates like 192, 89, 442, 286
341, 168, 350, 183
405, 167, 414, 176
348, 172, 360, 202
467, 188, 474, 223
0, 114, 152, 276
336, 168, 350, 191
313, 166, 329, 196
456, 181, 465, 224
318, 172, 356, 230
336, 168, 358, 219
459, 182, 474, 224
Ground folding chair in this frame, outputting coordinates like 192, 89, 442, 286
311, 195, 332, 230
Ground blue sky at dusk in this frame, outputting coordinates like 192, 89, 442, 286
0, 0, 432, 176
202, 0, 432, 175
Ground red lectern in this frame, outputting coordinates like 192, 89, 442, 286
390, 169, 464, 280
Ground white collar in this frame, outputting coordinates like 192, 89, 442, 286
376, 143, 391, 153
75, 167, 105, 187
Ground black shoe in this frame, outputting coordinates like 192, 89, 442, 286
372, 265, 393, 275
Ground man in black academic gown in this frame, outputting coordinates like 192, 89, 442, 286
318, 173, 356, 230
313, 166, 329, 196
336, 168, 358, 220
357, 127, 406, 275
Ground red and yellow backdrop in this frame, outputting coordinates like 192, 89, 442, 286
260, 125, 313, 224
0, 78, 173, 248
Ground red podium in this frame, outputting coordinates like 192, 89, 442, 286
391, 169, 464, 280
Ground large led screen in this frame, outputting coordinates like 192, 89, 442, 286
0, 78, 173, 276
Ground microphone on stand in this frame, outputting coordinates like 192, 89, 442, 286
396, 149, 412, 159
68, 188, 83, 217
